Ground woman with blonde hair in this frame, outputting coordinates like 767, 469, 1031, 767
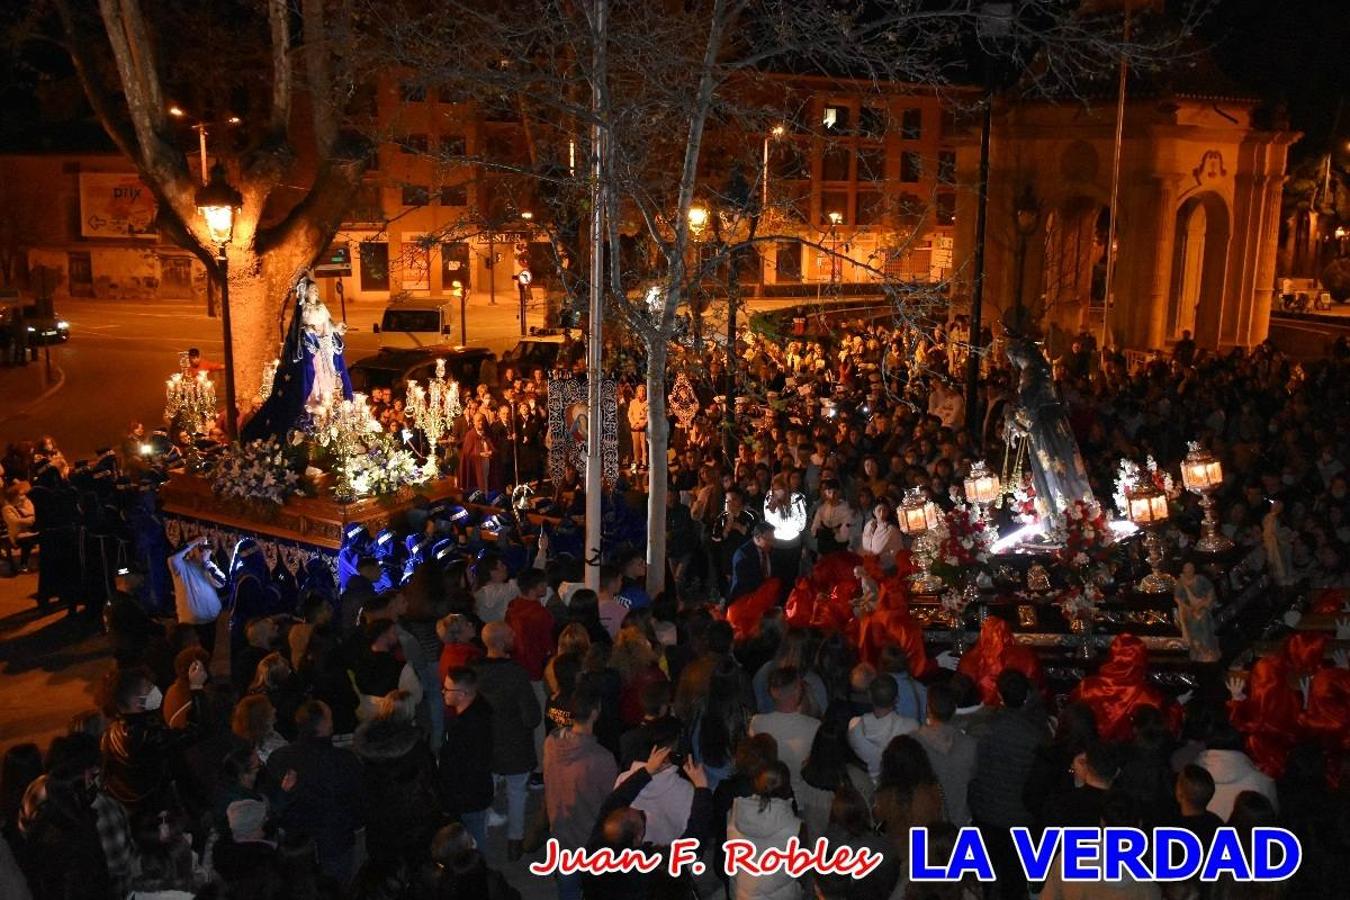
611, 626, 668, 727
545, 622, 592, 696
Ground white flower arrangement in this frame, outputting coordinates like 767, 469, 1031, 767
336, 435, 436, 501
211, 438, 302, 506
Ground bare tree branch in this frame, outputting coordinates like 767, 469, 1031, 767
269, 0, 292, 137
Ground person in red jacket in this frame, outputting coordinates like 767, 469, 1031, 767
958, 617, 1045, 706
1069, 633, 1181, 743
504, 568, 557, 777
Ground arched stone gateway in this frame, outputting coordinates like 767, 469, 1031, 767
951, 60, 1299, 354
1169, 192, 1232, 348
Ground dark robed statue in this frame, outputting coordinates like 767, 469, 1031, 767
1004, 336, 1094, 528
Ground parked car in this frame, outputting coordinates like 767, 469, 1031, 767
500, 333, 578, 375
25, 311, 71, 345
348, 346, 496, 397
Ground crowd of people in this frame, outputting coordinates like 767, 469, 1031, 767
1, 315, 1349, 900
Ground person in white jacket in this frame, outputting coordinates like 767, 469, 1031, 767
168, 538, 224, 654
859, 501, 904, 571
1194, 726, 1278, 821
847, 673, 918, 783
726, 761, 805, 900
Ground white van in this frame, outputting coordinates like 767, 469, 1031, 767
371, 299, 456, 350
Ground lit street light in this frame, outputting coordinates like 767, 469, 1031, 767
195, 163, 243, 439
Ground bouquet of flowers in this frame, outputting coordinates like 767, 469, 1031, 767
930, 501, 998, 585
1055, 582, 1103, 627
1054, 498, 1114, 583
1005, 475, 1038, 525
211, 438, 303, 506
336, 434, 437, 501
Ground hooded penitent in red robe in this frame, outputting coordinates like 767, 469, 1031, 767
1068, 634, 1182, 743
1228, 654, 1302, 778
957, 617, 1045, 706
725, 578, 781, 642
1309, 588, 1347, 614
785, 551, 862, 634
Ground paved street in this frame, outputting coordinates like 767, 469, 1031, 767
0, 291, 547, 459
0, 571, 107, 757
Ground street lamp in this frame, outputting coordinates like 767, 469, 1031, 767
826, 211, 843, 283
687, 204, 709, 237
762, 123, 786, 211
1012, 186, 1039, 321
195, 163, 243, 439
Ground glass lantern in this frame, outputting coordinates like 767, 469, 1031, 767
1181, 441, 1233, 553
963, 460, 1002, 507
1126, 478, 1174, 593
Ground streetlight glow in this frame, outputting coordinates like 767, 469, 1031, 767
687, 204, 709, 235
771, 124, 786, 137
520, 211, 534, 221
827, 210, 843, 226
227, 115, 241, 125
168, 105, 185, 118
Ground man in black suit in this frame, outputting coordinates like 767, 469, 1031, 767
727, 521, 776, 602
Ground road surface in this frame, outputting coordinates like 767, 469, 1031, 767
0, 293, 539, 459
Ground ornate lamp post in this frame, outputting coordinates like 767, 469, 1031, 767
1180, 441, 1232, 553
1126, 477, 1174, 593
405, 359, 463, 472
195, 163, 243, 439
898, 487, 944, 594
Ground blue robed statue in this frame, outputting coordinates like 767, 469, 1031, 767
242, 274, 353, 442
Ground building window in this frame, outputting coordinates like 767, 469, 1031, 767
400, 82, 427, 103
159, 256, 192, 297
398, 134, 428, 154
822, 145, 851, 181
442, 242, 471, 290
900, 151, 923, 183
936, 192, 956, 226
438, 183, 468, 207
856, 192, 885, 226
68, 251, 93, 297
771, 142, 809, 180
401, 185, 430, 207
775, 240, 802, 282
857, 146, 886, 182
350, 184, 384, 223
437, 86, 465, 104
359, 242, 390, 292
898, 192, 926, 226
820, 191, 848, 226
821, 104, 850, 132
440, 135, 466, 158
938, 150, 956, 185
900, 109, 922, 140
858, 106, 887, 138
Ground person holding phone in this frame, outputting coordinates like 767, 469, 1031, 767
169, 537, 225, 655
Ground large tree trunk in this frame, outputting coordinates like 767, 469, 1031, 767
224, 243, 312, 410
644, 339, 669, 598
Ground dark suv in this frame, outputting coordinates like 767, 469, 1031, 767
348, 346, 496, 396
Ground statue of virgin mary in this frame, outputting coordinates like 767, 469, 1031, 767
241, 274, 353, 442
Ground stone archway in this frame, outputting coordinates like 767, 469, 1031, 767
1169, 192, 1230, 347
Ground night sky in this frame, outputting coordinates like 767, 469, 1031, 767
0, 0, 1345, 158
